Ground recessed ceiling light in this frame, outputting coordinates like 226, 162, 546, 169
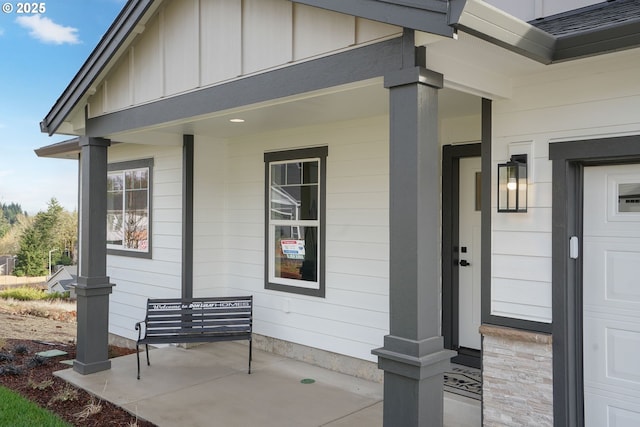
229, 118, 245, 123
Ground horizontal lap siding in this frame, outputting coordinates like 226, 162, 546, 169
225, 116, 389, 361
107, 143, 183, 341
193, 138, 227, 296
491, 49, 640, 323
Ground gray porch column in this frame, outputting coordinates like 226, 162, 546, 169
74, 136, 114, 375
372, 35, 455, 427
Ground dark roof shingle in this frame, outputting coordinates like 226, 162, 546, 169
530, 0, 640, 37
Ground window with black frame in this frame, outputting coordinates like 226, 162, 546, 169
264, 147, 327, 297
107, 158, 153, 258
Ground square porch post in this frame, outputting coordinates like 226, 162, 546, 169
372, 36, 456, 426
74, 136, 114, 375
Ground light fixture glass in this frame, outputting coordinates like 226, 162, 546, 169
497, 154, 527, 213
229, 118, 245, 123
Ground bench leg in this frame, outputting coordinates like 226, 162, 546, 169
248, 338, 252, 374
146, 344, 150, 366
136, 344, 141, 380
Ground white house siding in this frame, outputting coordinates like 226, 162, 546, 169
87, 0, 400, 118
194, 116, 390, 362
484, 0, 602, 22
491, 47, 640, 324
107, 142, 183, 341
193, 137, 228, 296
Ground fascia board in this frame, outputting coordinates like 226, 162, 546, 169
292, 0, 454, 37
34, 138, 80, 159
553, 20, 640, 62
40, 0, 156, 136
456, 0, 555, 64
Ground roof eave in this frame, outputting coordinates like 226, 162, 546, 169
40, 0, 156, 136
292, 0, 458, 37
455, 0, 555, 64
34, 138, 80, 159
553, 19, 640, 62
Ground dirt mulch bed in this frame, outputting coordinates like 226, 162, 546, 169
0, 338, 156, 426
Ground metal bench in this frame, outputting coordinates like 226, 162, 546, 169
135, 296, 253, 379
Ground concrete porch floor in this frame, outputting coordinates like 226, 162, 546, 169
55, 342, 480, 426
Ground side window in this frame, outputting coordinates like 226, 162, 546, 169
107, 158, 153, 258
264, 147, 327, 297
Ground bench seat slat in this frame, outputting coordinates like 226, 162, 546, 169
147, 311, 251, 320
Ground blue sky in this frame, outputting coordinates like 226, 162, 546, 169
0, 0, 125, 215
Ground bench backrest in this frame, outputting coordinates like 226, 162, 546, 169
144, 296, 252, 339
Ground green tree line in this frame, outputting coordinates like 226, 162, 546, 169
1, 199, 77, 276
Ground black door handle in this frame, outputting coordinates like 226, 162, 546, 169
459, 260, 470, 267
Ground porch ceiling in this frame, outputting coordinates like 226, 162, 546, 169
106, 82, 480, 146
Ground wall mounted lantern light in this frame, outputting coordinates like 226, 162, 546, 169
497, 154, 527, 213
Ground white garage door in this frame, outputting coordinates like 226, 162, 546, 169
583, 164, 640, 427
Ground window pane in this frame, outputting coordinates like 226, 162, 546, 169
302, 161, 318, 184
125, 169, 149, 190
124, 211, 148, 250
270, 185, 318, 220
273, 225, 317, 282
107, 173, 123, 191
126, 189, 148, 211
271, 161, 318, 186
107, 213, 123, 245
107, 189, 123, 212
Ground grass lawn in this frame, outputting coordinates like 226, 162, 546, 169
0, 385, 71, 427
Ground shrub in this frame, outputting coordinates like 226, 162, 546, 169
13, 344, 29, 355
0, 352, 15, 362
27, 355, 49, 369
0, 287, 45, 301
48, 385, 78, 406
0, 365, 23, 376
43, 291, 71, 301
0, 286, 71, 302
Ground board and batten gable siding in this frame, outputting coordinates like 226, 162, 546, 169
491, 47, 640, 323
203, 116, 390, 362
107, 142, 183, 342
87, 0, 400, 118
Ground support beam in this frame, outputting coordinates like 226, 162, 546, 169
182, 134, 194, 299
74, 136, 114, 375
373, 30, 455, 427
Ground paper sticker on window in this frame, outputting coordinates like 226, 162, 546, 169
618, 183, 640, 213
280, 240, 305, 259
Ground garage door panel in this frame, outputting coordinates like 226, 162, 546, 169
584, 164, 640, 427
583, 316, 640, 392
584, 393, 640, 427
584, 165, 640, 237
583, 238, 640, 309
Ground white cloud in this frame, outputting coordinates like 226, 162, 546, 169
16, 15, 80, 45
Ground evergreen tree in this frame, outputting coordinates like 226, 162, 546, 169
13, 226, 47, 276
14, 198, 67, 276
0, 214, 9, 239
1, 202, 25, 225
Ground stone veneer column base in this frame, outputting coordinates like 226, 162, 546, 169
480, 325, 553, 426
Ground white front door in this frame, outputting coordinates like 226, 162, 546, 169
458, 157, 481, 350
583, 164, 640, 426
